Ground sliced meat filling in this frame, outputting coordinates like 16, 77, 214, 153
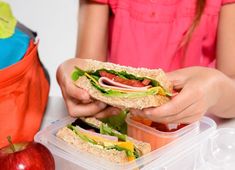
98, 71, 152, 92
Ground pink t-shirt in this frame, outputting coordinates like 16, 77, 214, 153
94, 0, 235, 71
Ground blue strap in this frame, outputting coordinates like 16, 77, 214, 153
0, 27, 30, 69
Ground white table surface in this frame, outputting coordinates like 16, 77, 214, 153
41, 96, 235, 130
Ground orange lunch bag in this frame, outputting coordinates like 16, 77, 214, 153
0, 28, 50, 148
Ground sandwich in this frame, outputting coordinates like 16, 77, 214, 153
56, 117, 151, 163
71, 59, 173, 109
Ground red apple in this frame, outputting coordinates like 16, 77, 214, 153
0, 137, 55, 170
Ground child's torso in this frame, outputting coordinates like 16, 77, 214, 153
107, 0, 223, 71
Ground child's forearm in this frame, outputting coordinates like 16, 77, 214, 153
76, 0, 109, 61
212, 4, 235, 118
208, 74, 235, 118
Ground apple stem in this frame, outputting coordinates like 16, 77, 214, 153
7, 136, 16, 152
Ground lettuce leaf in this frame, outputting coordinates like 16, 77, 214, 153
67, 125, 97, 145
111, 145, 135, 158
100, 123, 127, 141
104, 87, 161, 98
101, 110, 128, 134
71, 67, 85, 81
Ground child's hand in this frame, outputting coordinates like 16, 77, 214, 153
56, 58, 108, 117
131, 67, 224, 124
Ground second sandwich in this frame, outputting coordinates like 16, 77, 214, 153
56, 117, 151, 163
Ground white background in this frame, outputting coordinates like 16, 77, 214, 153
5, 0, 79, 96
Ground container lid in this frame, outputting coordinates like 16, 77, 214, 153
195, 128, 235, 170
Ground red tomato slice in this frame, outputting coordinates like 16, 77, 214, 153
99, 71, 145, 87
142, 79, 151, 86
99, 71, 116, 80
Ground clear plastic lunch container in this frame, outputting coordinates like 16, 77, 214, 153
34, 116, 235, 170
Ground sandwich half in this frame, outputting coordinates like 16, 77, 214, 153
71, 59, 173, 109
56, 117, 151, 163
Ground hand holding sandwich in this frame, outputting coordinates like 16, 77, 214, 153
57, 59, 106, 117
132, 66, 233, 123
57, 58, 121, 118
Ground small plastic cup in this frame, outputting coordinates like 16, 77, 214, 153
126, 114, 199, 150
